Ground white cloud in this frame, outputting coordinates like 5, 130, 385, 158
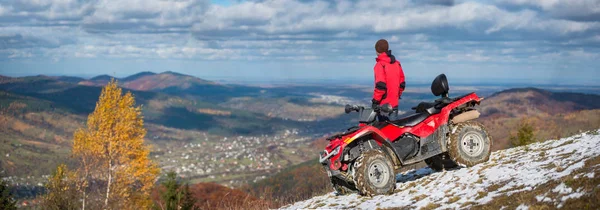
498, 0, 600, 21
0, 0, 598, 70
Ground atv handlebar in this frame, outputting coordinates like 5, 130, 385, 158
344, 104, 393, 114
344, 104, 362, 114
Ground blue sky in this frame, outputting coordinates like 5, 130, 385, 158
0, 0, 599, 84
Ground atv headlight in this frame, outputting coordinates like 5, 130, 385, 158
319, 146, 341, 163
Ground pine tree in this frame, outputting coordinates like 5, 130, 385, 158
161, 171, 182, 210
43, 164, 78, 210
72, 79, 160, 209
180, 184, 198, 210
153, 171, 198, 210
0, 176, 17, 210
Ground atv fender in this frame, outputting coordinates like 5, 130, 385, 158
343, 126, 402, 167
451, 110, 480, 124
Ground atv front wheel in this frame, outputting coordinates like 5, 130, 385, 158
448, 122, 492, 167
424, 153, 458, 171
352, 149, 395, 196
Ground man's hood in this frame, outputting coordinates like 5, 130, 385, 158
376, 50, 396, 64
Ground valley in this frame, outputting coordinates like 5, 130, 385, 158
1, 72, 599, 205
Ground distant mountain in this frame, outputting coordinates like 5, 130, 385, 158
120, 71, 217, 92
485, 87, 600, 113
121, 71, 156, 82
478, 87, 600, 150
53, 76, 86, 83
89, 74, 115, 81
67, 71, 234, 100
78, 74, 116, 86
0, 75, 76, 93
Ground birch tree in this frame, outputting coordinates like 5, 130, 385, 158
72, 79, 160, 209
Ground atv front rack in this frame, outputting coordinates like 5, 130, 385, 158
319, 146, 340, 163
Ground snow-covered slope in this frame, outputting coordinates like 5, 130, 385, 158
283, 129, 600, 209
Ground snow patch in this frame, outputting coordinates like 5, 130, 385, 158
516, 204, 529, 210
552, 183, 573, 194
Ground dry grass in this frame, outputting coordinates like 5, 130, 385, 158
478, 162, 497, 174
498, 185, 527, 194
460, 201, 478, 208
487, 181, 508, 192
420, 202, 441, 210
448, 196, 460, 204
476, 191, 488, 200
413, 194, 427, 202
420, 178, 434, 186
556, 151, 576, 159
313, 202, 326, 208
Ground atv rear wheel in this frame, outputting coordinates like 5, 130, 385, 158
448, 122, 492, 167
352, 149, 395, 196
424, 153, 458, 171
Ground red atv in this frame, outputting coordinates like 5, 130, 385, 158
319, 74, 492, 196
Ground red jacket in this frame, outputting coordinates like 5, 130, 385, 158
372, 51, 405, 108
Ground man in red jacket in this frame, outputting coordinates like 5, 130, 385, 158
372, 39, 406, 121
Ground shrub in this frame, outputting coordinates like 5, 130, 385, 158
510, 120, 536, 147
0, 176, 17, 210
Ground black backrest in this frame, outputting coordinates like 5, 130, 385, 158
431, 74, 449, 97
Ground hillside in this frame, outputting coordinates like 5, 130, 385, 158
0, 91, 82, 176
242, 158, 331, 207
151, 182, 266, 209
0, 76, 342, 188
478, 87, 600, 150
0, 90, 320, 184
2, 74, 599, 201
283, 129, 600, 209
0, 76, 300, 135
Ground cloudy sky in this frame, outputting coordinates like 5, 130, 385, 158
0, 0, 598, 84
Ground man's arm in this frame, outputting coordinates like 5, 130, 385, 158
372, 63, 387, 106
398, 63, 405, 99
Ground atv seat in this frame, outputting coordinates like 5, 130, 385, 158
413, 97, 454, 115
391, 112, 429, 127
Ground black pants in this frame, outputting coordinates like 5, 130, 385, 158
378, 110, 399, 122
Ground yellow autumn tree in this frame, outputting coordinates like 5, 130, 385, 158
72, 79, 159, 209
